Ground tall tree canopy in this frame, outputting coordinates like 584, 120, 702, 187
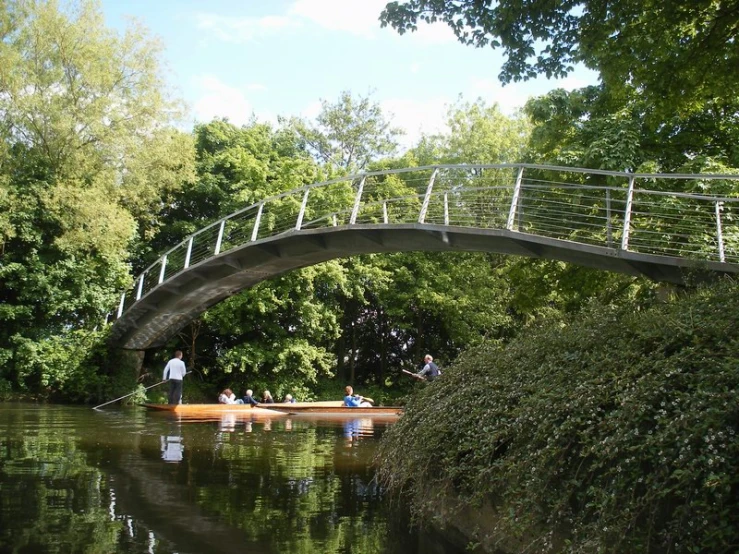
282, 90, 403, 171
0, 0, 194, 394
380, 0, 739, 116
524, 86, 739, 175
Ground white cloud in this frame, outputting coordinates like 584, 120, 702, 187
468, 78, 531, 114
191, 75, 254, 125
196, 0, 457, 44
195, 13, 300, 43
381, 96, 451, 148
288, 0, 387, 38
407, 21, 458, 44
410, 62, 421, 74
301, 100, 323, 120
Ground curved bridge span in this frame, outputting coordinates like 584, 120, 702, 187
110, 164, 739, 350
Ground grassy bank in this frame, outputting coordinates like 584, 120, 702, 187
377, 278, 739, 553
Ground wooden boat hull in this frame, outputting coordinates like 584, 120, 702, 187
143, 404, 285, 416
142, 402, 402, 419
264, 405, 403, 417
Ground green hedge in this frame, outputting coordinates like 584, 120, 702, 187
377, 278, 739, 553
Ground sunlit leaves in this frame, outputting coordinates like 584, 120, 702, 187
282, 90, 404, 171
381, 0, 739, 119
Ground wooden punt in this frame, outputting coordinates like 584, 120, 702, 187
142, 404, 286, 416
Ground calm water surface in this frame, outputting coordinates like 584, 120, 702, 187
0, 403, 462, 554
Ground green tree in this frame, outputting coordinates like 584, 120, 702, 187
282, 90, 404, 171
0, 0, 194, 394
380, 0, 739, 117
143, 119, 349, 393
524, 86, 739, 175
378, 278, 739, 553
416, 97, 531, 165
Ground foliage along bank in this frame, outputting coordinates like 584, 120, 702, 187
377, 277, 739, 553
2, 0, 737, 404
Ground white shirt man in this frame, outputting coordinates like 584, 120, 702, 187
163, 350, 187, 405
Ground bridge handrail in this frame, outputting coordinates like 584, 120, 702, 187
115, 163, 739, 321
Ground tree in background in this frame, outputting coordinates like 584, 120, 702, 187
145, 119, 349, 396
524, 86, 739, 177
415, 97, 531, 165
282, 90, 404, 171
0, 0, 194, 395
330, 101, 531, 386
380, 0, 739, 118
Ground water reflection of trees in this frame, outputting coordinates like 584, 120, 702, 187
0, 408, 122, 553
0, 407, 417, 554
195, 419, 390, 553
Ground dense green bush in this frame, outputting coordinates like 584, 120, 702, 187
11, 328, 114, 402
377, 278, 739, 553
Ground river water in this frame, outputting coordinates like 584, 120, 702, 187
0, 403, 463, 554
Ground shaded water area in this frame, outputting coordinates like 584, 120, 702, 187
0, 403, 463, 554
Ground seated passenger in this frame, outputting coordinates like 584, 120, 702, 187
283, 393, 296, 403
218, 388, 238, 404
242, 389, 259, 406
261, 390, 274, 404
343, 385, 372, 407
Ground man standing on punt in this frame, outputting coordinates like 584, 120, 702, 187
163, 350, 187, 405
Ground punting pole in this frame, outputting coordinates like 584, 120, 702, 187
402, 369, 426, 381
92, 379, 168, 410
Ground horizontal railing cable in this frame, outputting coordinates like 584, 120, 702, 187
110, 164, 739, 321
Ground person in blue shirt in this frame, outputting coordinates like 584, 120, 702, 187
343, 385, 372, 407
242, 389, 259, 406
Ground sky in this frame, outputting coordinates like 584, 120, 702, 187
101, 0, 599, 147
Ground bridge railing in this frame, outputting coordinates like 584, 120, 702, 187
113, 164, 739, 321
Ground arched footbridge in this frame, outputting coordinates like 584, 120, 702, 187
109, 164, 739, 350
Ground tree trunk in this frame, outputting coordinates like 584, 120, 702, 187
179, 319, 201, 371
414, 308, 423, 369
336, 297, 347, 381
379, 307, 386, 386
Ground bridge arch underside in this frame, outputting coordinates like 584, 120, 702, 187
111, 224, 737, 350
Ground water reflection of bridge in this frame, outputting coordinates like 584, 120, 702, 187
110, 164, 739, 349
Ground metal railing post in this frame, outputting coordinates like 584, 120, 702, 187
214, 220, 225, 255
296, 189, 310, 230
418, 169, 439, 224
184, 236, 193, 269
349, 177, 366, 225
506, 166, 525, 230
251, 203, 264, 242
158, 255, 167, 284
136, 273, 145, 300
117, 293, 126, 318
444, 192, 449, 225
716, 201, 726, 262
606, 188, 613, 247
383, 202, 388, 224
621, 175, 636, 250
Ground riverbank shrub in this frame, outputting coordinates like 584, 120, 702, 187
377, 277, 739, 553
